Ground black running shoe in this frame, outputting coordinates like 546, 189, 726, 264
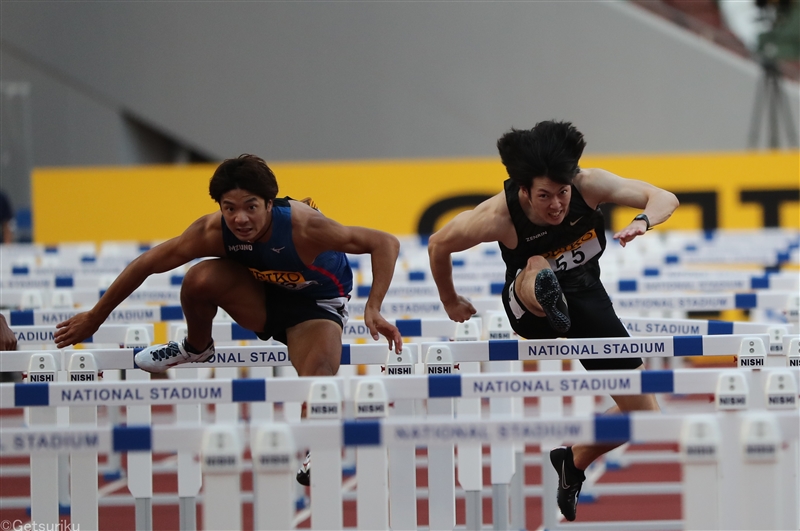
535, 269, 571, 333
296, 451, 311, 486
550, 447, 585, 521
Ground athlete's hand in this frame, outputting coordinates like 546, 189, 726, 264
442, 295, 477, 323
365, 307, 403, 353
613, 220, 648, 248
55, 311, 104, 348
0, 315, 17, 350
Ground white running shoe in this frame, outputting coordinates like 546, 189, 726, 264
134, 339, 215, 373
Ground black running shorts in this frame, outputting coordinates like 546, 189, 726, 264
502, 277, 643, 371
257, 283, 349, 345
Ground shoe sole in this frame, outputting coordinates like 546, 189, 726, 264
535, 270, 570, 333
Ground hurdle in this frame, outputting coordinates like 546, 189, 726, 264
1, 392, 797, 530
4, 332, 794, 530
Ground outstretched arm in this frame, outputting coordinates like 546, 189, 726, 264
54, 215, 222, 347
577, 168, 680, 247
428, 193, 511, 322
301, 212, 403, 352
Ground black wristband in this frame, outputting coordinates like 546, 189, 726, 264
633, 213, 651, 231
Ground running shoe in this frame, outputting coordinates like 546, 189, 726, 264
296, 451, 311, 486
550, 446, 585, 521
534, 269, 571, 333
134, 339, 215, 373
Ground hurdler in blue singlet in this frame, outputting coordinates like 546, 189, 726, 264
220, 198, 353, 300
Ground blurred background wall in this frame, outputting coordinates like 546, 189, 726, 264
1, 0, 798, 240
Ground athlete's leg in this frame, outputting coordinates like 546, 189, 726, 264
571, 365, 660, 469
512, 255, 550, 317
285, 319, 343, 377
180, 258, 267, 350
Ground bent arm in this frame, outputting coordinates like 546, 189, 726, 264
428, 193, 509, 306
55, 215, 222, 347
301, 213, 403, 351
577, 168, 680, 246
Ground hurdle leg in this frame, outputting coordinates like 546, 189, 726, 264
177, 368, 202, 531
510, 450, 525, 531
456, 361, 483, 531
509, 362, 525, 531
538, 359, 564, 530
486, 361, 517, 531
388, 400, 418, 530
738, 412, 783, 531
70, 404, 98, 530
680, 414, 720, 530
126, 369, 154, 531
201, 425, 243, 531
356, 446, 389, 530
29, 406, 59, 525
427, 397, 456, 531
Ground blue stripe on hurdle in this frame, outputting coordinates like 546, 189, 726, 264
452, 259, 465, 267
618, 279, 637, 292
55, 276, 73, 288
735, 293, 757, 309
232, 379, 266, 402
231, 323, 257, 340
490, 282, 504, 295
113, 425, 152, 452
489, 340, 518, 361
594, 415, 630, 443
357, 285, 371, 298
170, 275, 184, 286
160, 306, 184, 321
428, 374, 461, 397
777, 251, 790, 263
15, 383, 49, 406
9, 309, 34, 326
643, 268, 659, 276
12, 266, 29, 275
750, 276, 769, 289
341, 344, 351, 365
673, 336, 704, 356
343, 420, 381, 446
708, 320, 733, 335
408, 271, 426, 281
641, 370, 673, 393
396, 319, 422, 337
665, 255, 679, 264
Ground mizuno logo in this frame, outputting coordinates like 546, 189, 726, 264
569, 217, 583, 226
271, 247, 285, 253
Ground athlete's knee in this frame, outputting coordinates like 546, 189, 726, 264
525, 255, 549, 272
299, 358, 338, 377
182, 260, 221, 293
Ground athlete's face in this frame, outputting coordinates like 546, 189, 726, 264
220, 188, 272, 242
524, 177, 571, 226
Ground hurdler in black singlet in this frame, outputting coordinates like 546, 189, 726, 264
498, 179, 642, 370
499, 179, 606, 292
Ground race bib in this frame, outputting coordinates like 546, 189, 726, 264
541, 229, 602, 272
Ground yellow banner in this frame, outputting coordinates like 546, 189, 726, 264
32, 151, 799, 243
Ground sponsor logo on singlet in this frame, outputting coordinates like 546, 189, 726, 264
249, 268, 319, 290
526, 231, 547, 242
541, 228, 602, 272
228, 244, 253, 252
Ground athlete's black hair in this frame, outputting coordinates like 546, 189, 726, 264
209, 154, 279, 203
496, 120, 586, 189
